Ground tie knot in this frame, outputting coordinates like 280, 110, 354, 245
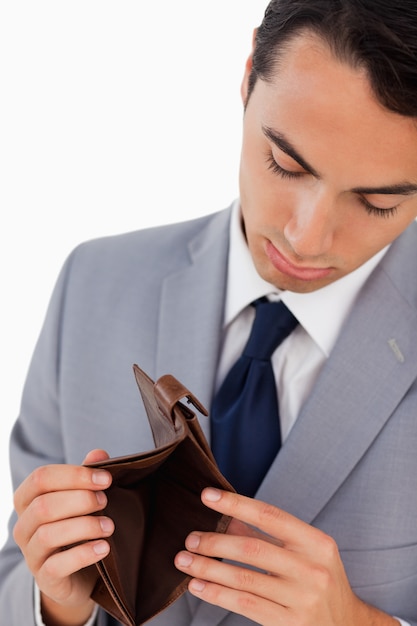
243, 298, 298, 360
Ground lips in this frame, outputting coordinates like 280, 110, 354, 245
265, 240, 333, 281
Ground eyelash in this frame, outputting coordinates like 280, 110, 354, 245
266, 152, 399, 218
358, 196, 398, 218
266, 153, 303, 180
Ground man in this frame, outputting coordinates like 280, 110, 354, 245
1, 0, 417, 624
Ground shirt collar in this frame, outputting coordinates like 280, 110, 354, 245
225, 200, 389, 357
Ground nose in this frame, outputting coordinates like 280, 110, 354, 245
283, 188, 336, 258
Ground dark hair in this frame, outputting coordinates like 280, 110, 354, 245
247, 0, 417, 116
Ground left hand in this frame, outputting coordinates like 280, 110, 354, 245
174, 488, 398, 626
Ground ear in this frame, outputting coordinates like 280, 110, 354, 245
240, 28, 258, 105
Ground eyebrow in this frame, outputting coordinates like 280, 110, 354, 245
262, 125, 417, 197
351, 183, 417, 196
262, 126, 320, 177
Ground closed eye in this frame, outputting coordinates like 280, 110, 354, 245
266, 152, 304, 180
358, 196, 398, 218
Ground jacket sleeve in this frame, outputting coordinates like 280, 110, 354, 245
0, 252, 76, 624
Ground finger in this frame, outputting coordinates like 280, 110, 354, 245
27, 515, 114, 573
14, 489, 108, 547
227, 519, 258, 537
227, 518, 284, 548
37, 539, 111, 597
181, 530, 303, 580
175, 549, 293, 606
186, 575, 286, 626
201, 488, 321, 549
82, 449, 110, 465
14, 464, 112, 514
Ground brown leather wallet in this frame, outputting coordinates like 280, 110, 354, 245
88, 364, 234, 625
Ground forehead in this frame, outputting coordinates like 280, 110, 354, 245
251, 33, 417, 187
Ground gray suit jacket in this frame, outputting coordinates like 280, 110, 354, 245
1, 205, 417, 625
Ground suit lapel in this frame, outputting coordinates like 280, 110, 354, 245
258, 227, 417, 523
155, 208, 230, 442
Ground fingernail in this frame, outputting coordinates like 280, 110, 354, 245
99, 517, 114, 533
186, 533, 201, 550
203, 488, 222, 502
92, 471, 111, 486
96, 491, 107, 506
176, 551, 193, 567
189, 579, 206, 593
93, 541, 109, 555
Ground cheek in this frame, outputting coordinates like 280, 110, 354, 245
361, 212, 417, 252
331, 213, 414, 270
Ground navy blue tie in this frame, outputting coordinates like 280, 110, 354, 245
211, 298, 298, 497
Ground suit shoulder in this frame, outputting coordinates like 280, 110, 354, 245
54, 208, 231, 300
70, 208, 230, 267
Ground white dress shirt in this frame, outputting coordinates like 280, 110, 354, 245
35, 201, 408, 626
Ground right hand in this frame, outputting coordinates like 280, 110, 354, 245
13, 449, 114, 625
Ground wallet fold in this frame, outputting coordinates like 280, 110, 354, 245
88, 364, 234, 625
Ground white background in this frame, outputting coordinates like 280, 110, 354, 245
0, 2, 266, 548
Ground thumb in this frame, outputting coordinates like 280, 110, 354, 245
82, 448, 111, 465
